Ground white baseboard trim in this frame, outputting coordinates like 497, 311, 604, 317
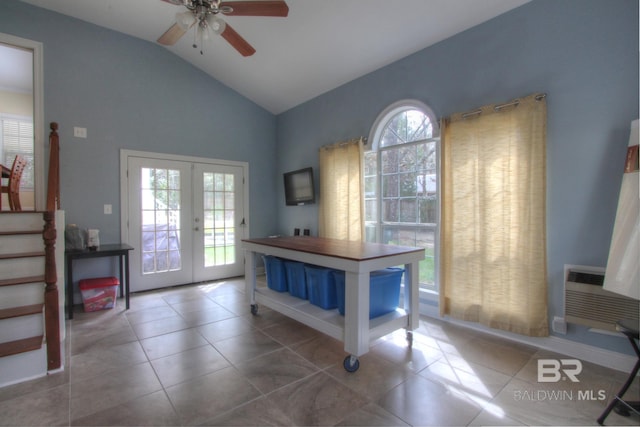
421, 311, 637, 374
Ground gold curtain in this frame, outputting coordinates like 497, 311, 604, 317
440, 93, 548, 337
318, 138, 364, 241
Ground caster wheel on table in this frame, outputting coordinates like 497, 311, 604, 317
343, 355, 360, 373
250, 304, 258, 315
406, 331, 413, 347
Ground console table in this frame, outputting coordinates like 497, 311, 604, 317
65, 243, 134, 319
243, 236, 424, 372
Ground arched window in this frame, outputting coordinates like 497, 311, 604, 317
365, 100, 440, 296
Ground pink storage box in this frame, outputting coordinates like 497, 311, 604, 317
78, 276, 119, 312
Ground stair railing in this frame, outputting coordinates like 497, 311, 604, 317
43, 211, 60, 370
44, 122, 61, 370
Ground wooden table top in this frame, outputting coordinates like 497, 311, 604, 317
243, 236, 423, 262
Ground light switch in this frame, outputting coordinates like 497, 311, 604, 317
74, 127, 87, 138
104, 204, 112, 215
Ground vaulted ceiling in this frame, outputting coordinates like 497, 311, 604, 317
17, 0, 530, 114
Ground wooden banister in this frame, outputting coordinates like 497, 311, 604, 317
44, 122, 61, 370
46, 123, 60, 212
43, 211, 60, 370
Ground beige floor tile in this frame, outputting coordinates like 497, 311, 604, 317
515, 348, 629, 385
197, 316, 256, 343
69, 362, 162, 421
468, 407, 526, 426
378, 373, 484, 426
70, 323, 138, 355
69, 340, 148, 383
290, 334, 347, 369
130, 314, 191, 339
0, 368, 69, 404
213, 329, 283, 364
127, 292, 171, 312
267, 371, 368, 426
0, 383, 70, 426
125, 305, 179, 325
70, 390, 179, 426
335, 402, 410, 426
178, 304, 237, 327
150, 344, 230, 388
449, 335, 533, 376
170, 296, 222, 314
210, 292, 252, 315
205, 395, 294, 426
261, 317, 322, 346
165, 366, 261, 426
140, 327, 208, 360
326, 352, 412, 401
491, 377, 634, 426
241, 305, 291, 329
161, 287, 209, 304
418, 357, 512, 400
234, 347, 319, 394
199, 279, 247, 298
370, 329, 445, 373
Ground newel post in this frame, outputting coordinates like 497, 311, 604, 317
46, 122, 60, 211
43, 211, 61, 370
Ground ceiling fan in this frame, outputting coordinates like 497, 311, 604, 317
158, 0, 289, 56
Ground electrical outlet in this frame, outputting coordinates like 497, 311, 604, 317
74, 127, 87, 138
104, 204, 112, 215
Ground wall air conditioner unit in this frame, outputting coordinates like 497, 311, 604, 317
564, 268, 640, 332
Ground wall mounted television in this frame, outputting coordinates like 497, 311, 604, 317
284, 167, 315, 206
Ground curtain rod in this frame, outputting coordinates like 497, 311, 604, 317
320, 136, 368, 150
460, 93, 546, 119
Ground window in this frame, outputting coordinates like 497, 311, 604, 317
365, 101, 440, 298
1, 116, 34, 190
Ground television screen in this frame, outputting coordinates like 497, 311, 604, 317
284, 167, 315, 206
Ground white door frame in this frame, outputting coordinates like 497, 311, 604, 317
120, 149, 250, 284
0, 32, 45, 210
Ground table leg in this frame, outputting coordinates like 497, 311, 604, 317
404, 261, 419, 331
66, 257, 74, 320
344, 271, 369, 358
118, 254, 124, 302
124, 252, 130, 310
245, 251, 257, 305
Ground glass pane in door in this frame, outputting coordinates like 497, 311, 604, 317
203, 172, 235, 267
140, 167, 182, 274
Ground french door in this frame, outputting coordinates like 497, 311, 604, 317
124, 153, 246, 292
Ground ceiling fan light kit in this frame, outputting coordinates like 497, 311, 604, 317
158, 0, 289, 56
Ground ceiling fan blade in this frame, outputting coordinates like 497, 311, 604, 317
221, 1, 289, 17
220, 23, 256, 56
157, 23, 187, 46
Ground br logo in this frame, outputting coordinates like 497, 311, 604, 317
537, 359, 582, 382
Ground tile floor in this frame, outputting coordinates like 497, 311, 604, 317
0, 277, 638, 426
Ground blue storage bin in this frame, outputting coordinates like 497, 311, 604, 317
305, 265, 338, 309
284, 260, 307, 299
333, 268, 404, 318
262, 255, 287, 292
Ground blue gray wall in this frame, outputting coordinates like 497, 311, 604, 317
276, 0, 639, 353
0, 0, 279, 243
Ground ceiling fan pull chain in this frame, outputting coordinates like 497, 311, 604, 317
192, 21, 198, 49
